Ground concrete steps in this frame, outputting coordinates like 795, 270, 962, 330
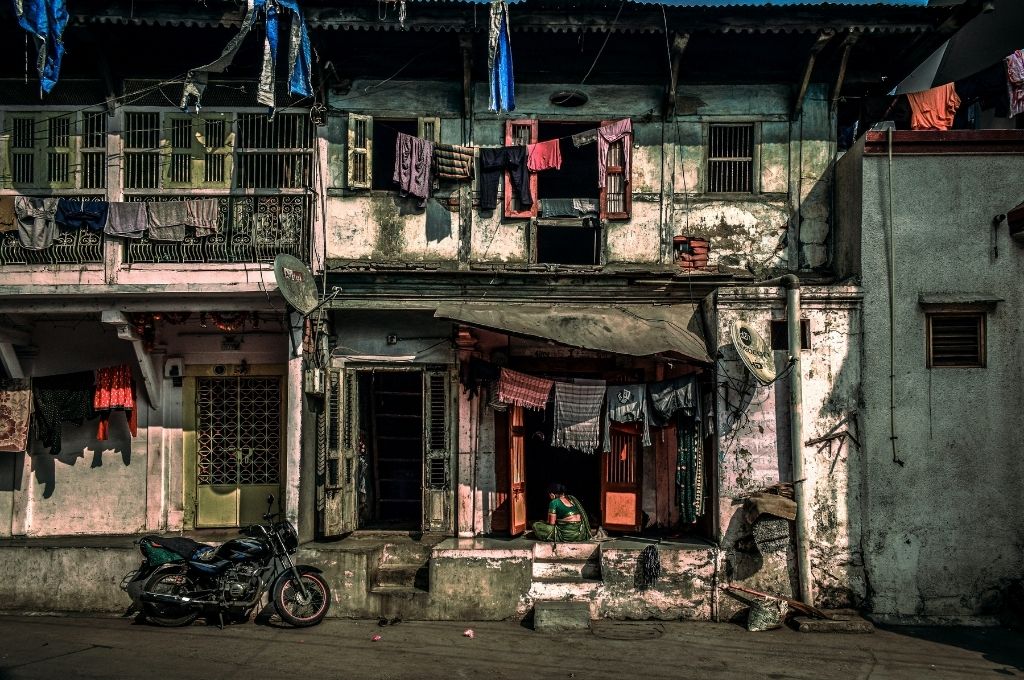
532, 542, 600, 561
529, 541, 603, 623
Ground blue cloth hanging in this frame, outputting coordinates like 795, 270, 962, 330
13, 0, 69, 94
488, 1, 515, 113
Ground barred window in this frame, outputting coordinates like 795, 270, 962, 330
707, 124, 755, 193
4, 110, 104, 189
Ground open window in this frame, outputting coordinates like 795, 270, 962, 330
346, 114, 442, 191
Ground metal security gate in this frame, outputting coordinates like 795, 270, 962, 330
195, 376, 283, 527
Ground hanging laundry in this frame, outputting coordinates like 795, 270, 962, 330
185, 199, 221, 238
1006, 50, 1024, 118
526, 139, 562, 172
94, 365, 137, 441
479, 147, 531, 211
572, 129, 598, 148
0, 379, 32, 453
33, 371, 95, 455
393, 132, 435, 202
13, 0, 69, 94
460, 358, 500, 399
55, 198, 109, 232
648, 375, 699, 427
597, 118, 632, 189
181, 0, 312, 111
105, 202, 148, 239
425, 197, 452, 243
496, 368, 553, 411
14, 197, 59, 250
603, 384, 652, 453
488, 0, 515, 113
676, 416, 704, 524
434, 144, 475, 181
552, 380, 606, 453
906, 83, 961, 131
0, 196, 17, 233
146, 202, 188, 242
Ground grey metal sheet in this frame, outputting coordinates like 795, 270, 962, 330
434, 302, 710, 362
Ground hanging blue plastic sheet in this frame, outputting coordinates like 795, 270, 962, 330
182, 0, 313, 112
13, 0, 69, 94
488, 0, 515, 113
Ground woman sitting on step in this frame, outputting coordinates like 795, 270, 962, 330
532, 483, 591, 542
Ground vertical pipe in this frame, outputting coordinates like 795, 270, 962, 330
782, 273, 813, 605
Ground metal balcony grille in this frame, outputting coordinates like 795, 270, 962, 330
707, 124, 754, 193
123, 194, 309, 264
236, 112, 312, 189
0, 195, 104, 265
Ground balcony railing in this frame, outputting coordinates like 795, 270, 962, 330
123, 194, 310, 265
0, 195, 105, 266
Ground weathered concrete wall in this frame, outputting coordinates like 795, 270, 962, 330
711, 286, 864, 613
597, 541, 716, 620
325, 82, 835, 273
854, 151, 1024, 621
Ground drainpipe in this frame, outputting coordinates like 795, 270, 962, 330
756, 274, 812, 605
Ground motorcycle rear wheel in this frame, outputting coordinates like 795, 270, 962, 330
143, 568, 200, 627
273, 571, 331, 627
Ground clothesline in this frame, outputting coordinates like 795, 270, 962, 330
373, 116, 640, 149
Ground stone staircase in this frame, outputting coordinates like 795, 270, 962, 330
529, 542, 603, 630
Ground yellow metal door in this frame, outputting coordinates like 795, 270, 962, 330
196, 375, 282, 528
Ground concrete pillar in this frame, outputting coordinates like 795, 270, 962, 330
284, 313, 304, 530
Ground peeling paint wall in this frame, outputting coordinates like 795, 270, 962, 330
325, 82, 835, 273
849, 148, 1024, 621
711, 286, 864, 612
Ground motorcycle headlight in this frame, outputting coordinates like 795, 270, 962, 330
276, 521, 299, 552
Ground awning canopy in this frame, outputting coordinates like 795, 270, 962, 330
434, 302, 711, 363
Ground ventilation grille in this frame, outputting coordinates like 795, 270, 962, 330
707, 124, 754, 193
427, 457, 447, 490
928, 314, 984, 368
428, 373, 446, 450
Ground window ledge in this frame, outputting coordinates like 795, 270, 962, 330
918, 293, 1003, 310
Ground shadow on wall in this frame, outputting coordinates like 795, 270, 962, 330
29, 416, 134, 499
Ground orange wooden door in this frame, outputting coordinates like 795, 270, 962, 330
509, 405, 527, 536
602, 422, 642, 532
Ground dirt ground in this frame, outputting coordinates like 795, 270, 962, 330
0, 614, 1021, 679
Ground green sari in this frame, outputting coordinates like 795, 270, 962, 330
532, 495, 592, 542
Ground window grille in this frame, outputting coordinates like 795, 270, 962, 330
169, 117, 192, 184
707, 124, 754, 193
927, 313, 985, 368
347, 114, 371, 189
427, 373, 447, 451
204, 118, 227, 184
46, 115, 71, 184
124, 112, 160, 189
427, 457, 447, 490
235, 112, 312, 189
10, 117, 35, 184
604, 140, 627, 216
81, 111, 106, 189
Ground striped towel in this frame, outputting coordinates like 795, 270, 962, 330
496, 368, 552, 411
434, 144, 475, 181
552, 380, 606, 453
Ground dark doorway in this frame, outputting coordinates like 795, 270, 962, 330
523, 409, 601, 528
372, 119, 417, 191
362, 371, 423, 529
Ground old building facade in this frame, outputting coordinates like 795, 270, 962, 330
1, 0, 1011, 623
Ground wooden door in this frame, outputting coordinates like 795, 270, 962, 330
322, 365, 358, 537
601, 422, 642, 532
509, 405, 527, 536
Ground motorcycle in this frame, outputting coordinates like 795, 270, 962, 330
121, 495, 331, 628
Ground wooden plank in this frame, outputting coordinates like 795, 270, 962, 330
0, 343, 24, 379
793, 31, 835, 118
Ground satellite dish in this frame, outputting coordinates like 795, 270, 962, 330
730, 320, 776, 385
273, 254, 320, 315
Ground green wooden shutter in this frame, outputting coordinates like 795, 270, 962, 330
347, 113, 372, 189
422, 368, 453, 533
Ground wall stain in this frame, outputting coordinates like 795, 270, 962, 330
370, 195, 406, 260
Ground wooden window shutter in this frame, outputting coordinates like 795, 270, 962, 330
600, 119, 631, 220
199, 114, 233, 188
418, 117, 441, 143
422, 369, 453, 533
322, 364, 358, 536
7, 114, 38, 187
347, 113, 372, 189
161, 113, 198, 188
504, 119, 538, 219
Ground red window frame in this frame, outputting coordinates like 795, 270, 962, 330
503, 119, 538, 219
599, 118, 632, 221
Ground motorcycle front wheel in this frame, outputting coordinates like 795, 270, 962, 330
272, 570, 331, 627
143, 568, 200, 627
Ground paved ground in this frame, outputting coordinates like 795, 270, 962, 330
0, 614, 1021, 680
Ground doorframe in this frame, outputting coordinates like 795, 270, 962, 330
182, 363, 287, 530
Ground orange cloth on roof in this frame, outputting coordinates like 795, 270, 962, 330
906, 83, 961, 131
